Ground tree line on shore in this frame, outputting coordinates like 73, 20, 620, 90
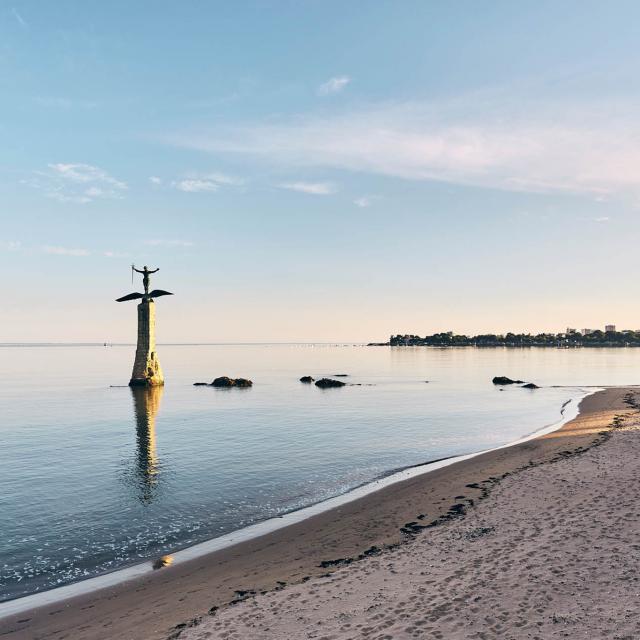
381, 330, 640, 347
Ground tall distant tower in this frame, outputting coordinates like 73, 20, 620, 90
116, 265, 173, 387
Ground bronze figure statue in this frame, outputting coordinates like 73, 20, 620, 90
134, 265, 159, 296
116, 265, 173, 302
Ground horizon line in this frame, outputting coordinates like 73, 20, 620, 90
0, 341, 370, 347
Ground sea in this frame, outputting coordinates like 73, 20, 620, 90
1, 343, 638, 603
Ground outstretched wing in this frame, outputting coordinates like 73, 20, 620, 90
116, 292, 144, 302
149, 289, 174, 298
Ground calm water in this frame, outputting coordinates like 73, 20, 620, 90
1, 344, 639, 602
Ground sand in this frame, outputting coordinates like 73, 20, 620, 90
1, 387, 636, 640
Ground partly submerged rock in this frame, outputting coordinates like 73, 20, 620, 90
211, 376, 253, 388
521, 382, 540, 389
333, 374, 349, 377
193, 382, 209, 386
492, 376, 524, 385
300, 376, 315, 383
211, 376, 235, 387
315, 378, 346, 389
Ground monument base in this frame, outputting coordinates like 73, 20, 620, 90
129, 377, 163, 387
129, 299, 164, 387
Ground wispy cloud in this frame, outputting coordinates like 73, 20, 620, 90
317, 76, 351, 96
594, 216, 610, 222
11, 7, 27, 28
103, 250, 127, 258
354, 196, 374, 208
278, 181, 335, 195
201, 172, 243, 185
165, 95, 640, 198
48, 163, 127, 189
149, 176, 162, 185
1, 240, 21, 251
43, 245, 90, 257
174, 178, 219, 193
25, 163, 127, 204
46, 192, 93, 204
144, 239, 194, 247
172, 171, 243, 193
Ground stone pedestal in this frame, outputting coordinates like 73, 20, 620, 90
129, 299, 164, 387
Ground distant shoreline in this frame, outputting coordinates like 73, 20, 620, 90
368, 342, 640, 348
4, 340, 640, 349
0, 342, 369, 348
374, 330, 640, 348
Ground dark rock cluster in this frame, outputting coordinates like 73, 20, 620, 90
315, 378, 346, 388
493, 376, 540, 389
194, 376, 253, 388
492, 376, 524, 385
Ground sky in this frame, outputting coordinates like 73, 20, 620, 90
2, 0, 640, 342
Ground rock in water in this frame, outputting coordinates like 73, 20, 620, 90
300, 376, 315, 383
521, 382, 540, 389
315, 378, 346, 388
211, 376, 253, 388
211, 376, 235, 387
492, 376, 524, 385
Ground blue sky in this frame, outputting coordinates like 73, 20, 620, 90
2, 1, 640, 342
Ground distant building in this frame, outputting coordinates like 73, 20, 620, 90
582, 328, 594, 335
605, 324, 616, 332
566, 327, 577, 334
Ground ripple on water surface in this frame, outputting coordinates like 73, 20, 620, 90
3, 343, 634, 601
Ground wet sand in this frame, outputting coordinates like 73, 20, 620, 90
1, 387, 635, 640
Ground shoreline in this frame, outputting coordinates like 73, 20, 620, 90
0, 387, 589, 617
0, 386, 631, 640
182, 386, 640, 640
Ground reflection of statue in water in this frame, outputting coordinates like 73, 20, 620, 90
131, 385, 164, 504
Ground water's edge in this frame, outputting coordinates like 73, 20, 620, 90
0, 386, 596, 619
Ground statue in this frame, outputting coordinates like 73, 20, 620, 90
135, 265, 158, 296
116, 265, 173, 386
116, 265, 173, 302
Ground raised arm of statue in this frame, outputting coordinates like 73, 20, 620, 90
133, 267, 145, 274
149, 268, 160, 273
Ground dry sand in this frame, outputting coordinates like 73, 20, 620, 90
1, 387, 636, 640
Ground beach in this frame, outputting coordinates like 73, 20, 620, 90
6, 2, 639, 637
1, 386, 636, 640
